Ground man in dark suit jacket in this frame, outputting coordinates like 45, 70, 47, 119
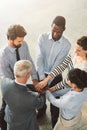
1, 60, 44, 130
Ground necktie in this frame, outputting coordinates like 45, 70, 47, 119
15, 48, 20, 61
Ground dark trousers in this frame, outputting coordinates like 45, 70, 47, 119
48, 74, 62, 128
0, 99, 7, 130
50, 97, 60, 128
38, 74, 62, 128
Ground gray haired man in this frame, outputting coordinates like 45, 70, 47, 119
1, 60, 44, 130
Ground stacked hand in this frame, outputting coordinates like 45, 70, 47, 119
35, 81, 49, 94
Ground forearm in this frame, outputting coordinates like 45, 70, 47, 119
49, 54, 73, 78
55, 79, 68, 90
43, 75, 52, 85
46, 90, 61, 108
32, 79, 38, 86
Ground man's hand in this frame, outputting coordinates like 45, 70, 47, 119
35, 83, 49, 94
32, 79, 38, 86
35, 75, 52, 90
35, 81, 46, 90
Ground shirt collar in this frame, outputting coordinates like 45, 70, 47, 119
15, 79, 26, 87
48, 32, 64, 43
49, 33, 52, 40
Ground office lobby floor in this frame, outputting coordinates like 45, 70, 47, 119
38, 100, 52, 130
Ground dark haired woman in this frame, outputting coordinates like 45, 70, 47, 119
46, 68, 87, 130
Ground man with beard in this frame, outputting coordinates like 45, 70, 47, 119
0, 24, 38, 130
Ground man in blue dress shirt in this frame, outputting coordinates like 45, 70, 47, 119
0, 24, 38, 84
0, 24, 39, 130
36, 16, 71, 128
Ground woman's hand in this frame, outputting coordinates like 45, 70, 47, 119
48, 86, 56, 92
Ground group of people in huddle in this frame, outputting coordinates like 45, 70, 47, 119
0, 15, 87, 130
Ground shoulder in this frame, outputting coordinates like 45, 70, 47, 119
60, 36, 71, 52
21, 41, 28, 47
26, 86, 40, 98
64, 91, 78, 102
38, 32, 50, 41
19, 41, 29, 51
1, 78, 14, 93
0, 45, 9, 57
1, 78, 13, 86
38, 32, 50, 48
62, 36, 71, 45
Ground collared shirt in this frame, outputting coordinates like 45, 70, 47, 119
15, 80, 26, 87
46, 88, 87, 120
0, 41, 38, 80
37, 32, 71, 80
